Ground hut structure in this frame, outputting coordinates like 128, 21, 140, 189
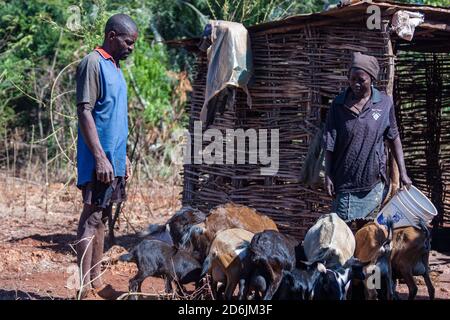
174, 0, 450, 241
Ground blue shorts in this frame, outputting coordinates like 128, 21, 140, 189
332, 181, 387, 222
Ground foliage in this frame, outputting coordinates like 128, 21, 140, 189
0, 0, 447, 181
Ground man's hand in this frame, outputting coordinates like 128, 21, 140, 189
400, 172, 412, 189
95, 155, 114, 184
325, 175, 335, 197
125, 156, 132, 181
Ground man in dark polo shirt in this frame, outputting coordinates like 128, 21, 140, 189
324, 52, 411, 225
75, 14, 138, 299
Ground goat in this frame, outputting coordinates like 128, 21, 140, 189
303, 212, 356, 269
391, 220, 435, 300
271, 260, 361, 300
119, 239, 202, 299
181, 203, 279, 264
354, 218, 394, 300
354, 218, 434, 300
272, 263, 325, 300
140, 206, 207, 246
189, 203, 278, 244
201, 228, 254, 300
311, 260, 360, 300
247, 230, 298, 300
139, 206, 208, 262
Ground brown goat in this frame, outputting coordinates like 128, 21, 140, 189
203, 203, 278, 242
354, 220, 394, 300
182, 203, 278, 260
201, 228, 254, 300
355, 222, 389, 263
391, 221, 435, 300
354, 220, 434, 300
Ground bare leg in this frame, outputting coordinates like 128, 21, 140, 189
108, 203, 122, 247
76, 204, 103, 293
107, 204, 115, 247
90, 205, 110, 288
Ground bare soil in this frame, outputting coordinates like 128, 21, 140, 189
0, 174, 449, 300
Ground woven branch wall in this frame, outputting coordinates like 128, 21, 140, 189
394, 52, 450, 226
182, 22, 392, 240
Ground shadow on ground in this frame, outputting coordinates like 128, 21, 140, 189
7, 231, 143, 255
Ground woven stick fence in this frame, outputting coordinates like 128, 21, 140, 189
182, 21, 393, 240
394, 51, 450, 226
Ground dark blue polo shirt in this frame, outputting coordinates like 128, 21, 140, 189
76, 48, 128, 187
323, 87, 399, 193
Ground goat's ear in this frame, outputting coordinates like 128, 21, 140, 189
317, 262, 327, 273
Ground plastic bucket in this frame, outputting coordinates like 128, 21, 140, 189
397, 185, 438, 224
376, 193, 416, 228
376, 185, 437, 228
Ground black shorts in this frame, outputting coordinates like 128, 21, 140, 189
80, 176, 127, 209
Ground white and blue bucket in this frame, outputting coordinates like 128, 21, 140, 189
376, 185, 437, 228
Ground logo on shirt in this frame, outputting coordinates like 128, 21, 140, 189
372, 111, 381, 120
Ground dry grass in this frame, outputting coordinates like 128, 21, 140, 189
0, 169, 186, 300
0, 170, 182, 232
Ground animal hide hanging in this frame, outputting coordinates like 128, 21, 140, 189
299, 124, 325, 188
199, 20, 253, 129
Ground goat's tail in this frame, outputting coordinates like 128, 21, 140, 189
385, 216, 394, 243
418, 218, 431, 250
379, 216, 394, 254
119, 251, 135, 263
418, 218, 430, 238
139, 223, 166, 237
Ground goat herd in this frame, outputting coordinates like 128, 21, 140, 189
118, 203, 435, 300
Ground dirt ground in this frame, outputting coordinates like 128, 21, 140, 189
0, 174, 449, 300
